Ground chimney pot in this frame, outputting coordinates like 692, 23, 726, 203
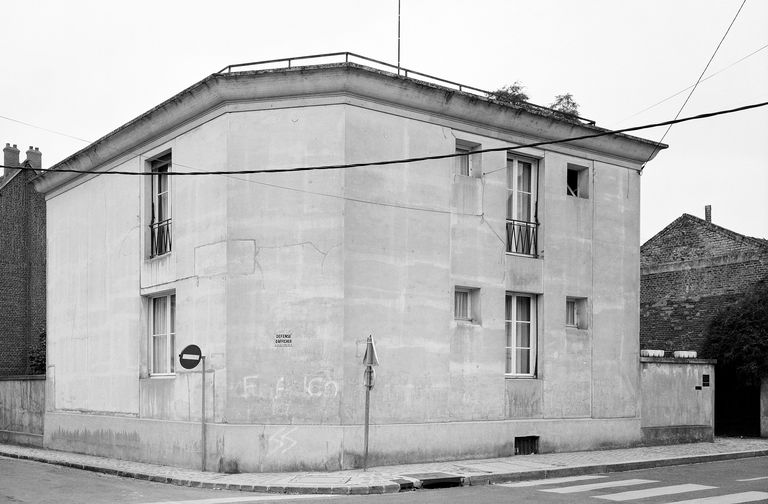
3, 142, 20, 168
705, 205, 712, 223
24, 145, 42, 169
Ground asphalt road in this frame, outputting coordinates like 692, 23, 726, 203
0, 455, 766, 504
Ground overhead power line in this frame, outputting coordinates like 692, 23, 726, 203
0, 114, 92, 143
614, 41, 768, 126
3, 100, 767, 178
641, 0, 747, 170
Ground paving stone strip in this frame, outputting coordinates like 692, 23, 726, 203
1, 438, 766, 495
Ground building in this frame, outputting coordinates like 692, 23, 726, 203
34, 55, 664, 471
0, 144, 46, 376
640, 208, 768, 437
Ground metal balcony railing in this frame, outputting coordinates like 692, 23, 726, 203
216, 52, 596, 126
506, 219, 538, 257
150, 219, 172, 257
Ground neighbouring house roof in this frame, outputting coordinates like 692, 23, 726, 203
0, 161, 36, 191
34, 57, 666, 195
641, 213, 768, 269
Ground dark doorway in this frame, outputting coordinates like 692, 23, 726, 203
714, 366, 761, 436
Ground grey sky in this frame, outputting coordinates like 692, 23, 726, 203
1, 0, 765, 242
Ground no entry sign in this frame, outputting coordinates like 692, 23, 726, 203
179, 344, 202, 370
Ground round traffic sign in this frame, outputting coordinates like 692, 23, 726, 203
179, 344, 202, 370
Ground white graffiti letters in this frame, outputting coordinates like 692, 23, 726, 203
304, 375, 338, 398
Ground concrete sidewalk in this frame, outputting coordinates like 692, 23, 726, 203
1, 438, 767, 495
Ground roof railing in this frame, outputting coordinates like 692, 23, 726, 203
216, 52, 596, 126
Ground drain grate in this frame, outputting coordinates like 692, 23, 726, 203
401, 472, 463, 489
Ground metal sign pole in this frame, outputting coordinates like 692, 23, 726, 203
363, 368, 371, 471
361, 335, 379, 472
178, 345, 207, 472
201, 355, 206, 472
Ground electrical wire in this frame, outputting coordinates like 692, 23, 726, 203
640, 0, 747, 170
613, 41, 768, 126
0, 114, 92, 144
2, 100, 767, 177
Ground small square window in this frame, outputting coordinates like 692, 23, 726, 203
566, 300, 577, 327
566, 297, 588, 329
454, 140, 481, 178
455, 289, 469, 319
454, 287, 480, 323
566, 164, 589, 199
455, 146, 470, 177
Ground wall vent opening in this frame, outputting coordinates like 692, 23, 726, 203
515, 436, 539, 455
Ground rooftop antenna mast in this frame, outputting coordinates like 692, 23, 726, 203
397, 0, 401, 75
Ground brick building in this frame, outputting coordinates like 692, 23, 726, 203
640, 207, 768, 436
0, 143, 46, 376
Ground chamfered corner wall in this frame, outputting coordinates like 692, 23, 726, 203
38, 63, 663, 470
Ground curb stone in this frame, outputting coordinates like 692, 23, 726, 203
465, 450, 768, 487
2, 443, 767, 495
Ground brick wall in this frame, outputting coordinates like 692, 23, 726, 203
0, 168, 46, 375
641, 214, 765, 267
640, 213, 768, 354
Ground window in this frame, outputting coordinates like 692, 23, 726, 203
566, 299, 577, 327
455, 289, 469, 320
505, 293, 536, 376
150, 153, 172, 257
454, 287, 480, 323
150, 293, 176, 375
566, 164, 589, 199
566, 297, 588, 329
506, 156, 538, 255
454, 140, 481, 177
455, 146, 470, 176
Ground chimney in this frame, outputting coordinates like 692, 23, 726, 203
3, 143, 20, 168
25, 146, 42, 169
705, 205, 712, 223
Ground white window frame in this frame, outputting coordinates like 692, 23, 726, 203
507, 156, 538, 223
455, 146, 471, 177
151, 153, 171, 224
455, 140, 481, 178
149, 293, 176, 376
455, 288, 470, 321
566, 297, 589, 330
505, 293, 537, 377
566, 298, 578, 327
566, 163, 589, 199
149, 152, 172, 257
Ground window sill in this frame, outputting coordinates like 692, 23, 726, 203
505, 374, 537, 379
148, 373, 176, 379
455, 319, 480, 326
147, 251, 172, 261
505, 251, 539, 259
